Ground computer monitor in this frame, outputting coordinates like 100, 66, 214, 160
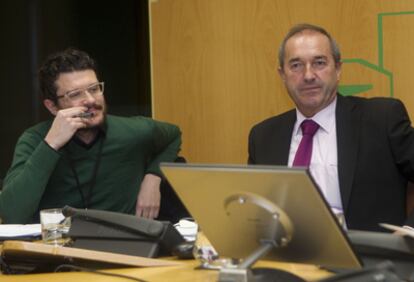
160, 163, 362, 270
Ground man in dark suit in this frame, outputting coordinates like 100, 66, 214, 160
248, 23, 414, 232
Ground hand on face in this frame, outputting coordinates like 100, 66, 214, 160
44, 106, 90, 150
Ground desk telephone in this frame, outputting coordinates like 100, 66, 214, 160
63, 206, 185, 257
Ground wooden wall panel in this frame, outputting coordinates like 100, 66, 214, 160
149, 0, 414, 164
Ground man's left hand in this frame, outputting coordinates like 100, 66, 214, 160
135, 174, 162, 219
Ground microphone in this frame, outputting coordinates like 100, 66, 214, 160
62, 205, 77, 217
62, 206, 164, 237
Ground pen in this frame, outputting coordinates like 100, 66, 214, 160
74, 112, 94, 118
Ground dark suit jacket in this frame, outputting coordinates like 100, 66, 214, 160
248, 94, 414, 232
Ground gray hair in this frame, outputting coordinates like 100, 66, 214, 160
278, 23, 341, 69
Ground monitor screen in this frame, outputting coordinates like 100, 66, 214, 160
161, 163, 362, 269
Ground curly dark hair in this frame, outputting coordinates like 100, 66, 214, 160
38, 48, 100, 102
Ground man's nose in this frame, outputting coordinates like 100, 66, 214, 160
82, 91, 96, 103
303, 64, 316, 82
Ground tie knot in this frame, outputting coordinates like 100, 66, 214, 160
301, 119, 319, 136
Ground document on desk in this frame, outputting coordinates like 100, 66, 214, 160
0, 224, 41, 240
379, 223, 414, 238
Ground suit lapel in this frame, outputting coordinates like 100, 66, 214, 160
336, 95, 361, 213
275, 111, 296, 164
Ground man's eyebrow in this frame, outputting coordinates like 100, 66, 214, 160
67, 88, 81, 93
314, 55, 328, 60
287, 58, 301, 64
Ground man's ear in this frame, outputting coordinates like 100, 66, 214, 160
43, 99, 59, 116
278, 67, 286, 82
335, 61, 342, 81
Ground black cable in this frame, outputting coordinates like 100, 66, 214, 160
54, 264, 148, 282
0, 256, 14, 274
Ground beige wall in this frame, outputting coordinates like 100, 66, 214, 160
150, 0, 414, 164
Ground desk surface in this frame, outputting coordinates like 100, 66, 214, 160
0, 259, 331, 282
0, 236, 332, 282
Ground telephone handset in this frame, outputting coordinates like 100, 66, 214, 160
63, 206, 185, 258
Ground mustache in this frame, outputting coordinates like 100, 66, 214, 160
299, 83, 322, 90
85, 103, 104, 111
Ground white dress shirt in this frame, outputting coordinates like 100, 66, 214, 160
288, 97, 344, 216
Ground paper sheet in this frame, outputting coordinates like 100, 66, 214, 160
379, 223, 414, 238
0, 224, 41, 238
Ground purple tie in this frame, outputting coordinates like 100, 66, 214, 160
292, 119, 319, 167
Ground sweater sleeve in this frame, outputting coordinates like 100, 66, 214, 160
0, 131, 61, 224
145, 120, 182, 177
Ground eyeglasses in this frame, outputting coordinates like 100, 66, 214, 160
57, 82, 104, 102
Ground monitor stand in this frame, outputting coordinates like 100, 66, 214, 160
217, 192, 305, 281
218, 240, 305, 282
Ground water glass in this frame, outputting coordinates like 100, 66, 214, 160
40, 208, 71, 245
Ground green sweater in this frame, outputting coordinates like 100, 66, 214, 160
1, 115, 181, 223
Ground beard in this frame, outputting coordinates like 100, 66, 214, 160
78, 101, 107, 133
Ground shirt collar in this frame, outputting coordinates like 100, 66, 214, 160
72, 117, 108, 149
294, 96, 337, 135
